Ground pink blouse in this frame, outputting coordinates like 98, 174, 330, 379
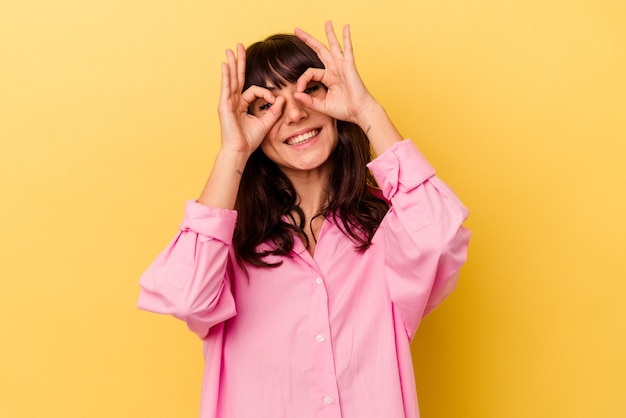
138, 139, 470, 418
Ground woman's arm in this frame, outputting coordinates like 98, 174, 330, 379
138, 202, 239, 339
139, 44, 284, 337
368, 140, 470, 339
198, 44, 285, 209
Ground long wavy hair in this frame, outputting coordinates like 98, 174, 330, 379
233, 34, 389, 269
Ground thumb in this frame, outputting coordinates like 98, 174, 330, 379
259, 95, 285, 131
294, 92, 326, 115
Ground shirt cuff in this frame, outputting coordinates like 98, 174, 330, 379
367, 139, 436, 199
180, 200, 238, 244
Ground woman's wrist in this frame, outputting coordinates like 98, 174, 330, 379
197, 148, 250, 209
352, 96, 381, 131
216, 146, 253, 164
354, 101, 403, 156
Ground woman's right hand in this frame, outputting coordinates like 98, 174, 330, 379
218, 44, 284, 155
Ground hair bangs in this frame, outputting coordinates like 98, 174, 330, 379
244, 34, 324, 91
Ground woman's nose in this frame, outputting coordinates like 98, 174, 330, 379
283, 97, 308, 123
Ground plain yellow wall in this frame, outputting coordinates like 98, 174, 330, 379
1, 0, 625, 417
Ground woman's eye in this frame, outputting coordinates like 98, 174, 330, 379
304, 84, 321, 95
258, 103, 271, 112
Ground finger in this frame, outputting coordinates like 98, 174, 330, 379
241, 85, 276, 108
260, 95, 285, 125
294, 91, 325, 115
218, 62, 231, 113
225, 48, 238, 96
296, 68, 325, 92
294, 26, 332, 63
324, 21, 343, 56
342, 24, 354, 63
236, 44, 246, 92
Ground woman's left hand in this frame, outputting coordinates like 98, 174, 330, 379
294, 21, 377, 127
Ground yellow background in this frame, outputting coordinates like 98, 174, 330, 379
1, 0, 625, 417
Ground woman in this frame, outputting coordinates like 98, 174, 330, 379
138, 21, 470, 418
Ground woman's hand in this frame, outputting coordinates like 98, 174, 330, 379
218, 44, 285, 155
198, 44, 285, 209
294, 22, 378, 128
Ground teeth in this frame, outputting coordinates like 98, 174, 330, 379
285, 130, 319, 145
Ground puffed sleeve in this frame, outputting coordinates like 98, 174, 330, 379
368, 139, 471, 339
137, 200, 238, 339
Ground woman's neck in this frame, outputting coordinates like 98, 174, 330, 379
285, 166, 330, 216
285, 170, 330, 257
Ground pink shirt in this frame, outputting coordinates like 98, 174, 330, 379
138, 139, 470, 418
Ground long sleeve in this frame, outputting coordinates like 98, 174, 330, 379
137, 200, 238, 339
368, 139, 471, 339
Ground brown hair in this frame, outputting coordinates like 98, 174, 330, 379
233, 34, 389, 269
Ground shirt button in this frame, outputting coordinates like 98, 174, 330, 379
315, 334, 324, 343
323, 395, 332, 405
316, 276, 323, 284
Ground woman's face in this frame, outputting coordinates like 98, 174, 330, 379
250, 80, 338, 180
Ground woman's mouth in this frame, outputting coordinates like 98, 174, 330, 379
284, 129, 320, 146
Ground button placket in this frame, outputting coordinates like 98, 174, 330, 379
309, 272, 341, 415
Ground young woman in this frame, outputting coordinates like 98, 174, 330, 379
138, 21, 470, 418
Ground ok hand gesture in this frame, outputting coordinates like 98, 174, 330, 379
218, 44, 285, 155
293, 22, 378, 128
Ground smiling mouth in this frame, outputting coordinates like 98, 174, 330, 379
284, 129, 320, 146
